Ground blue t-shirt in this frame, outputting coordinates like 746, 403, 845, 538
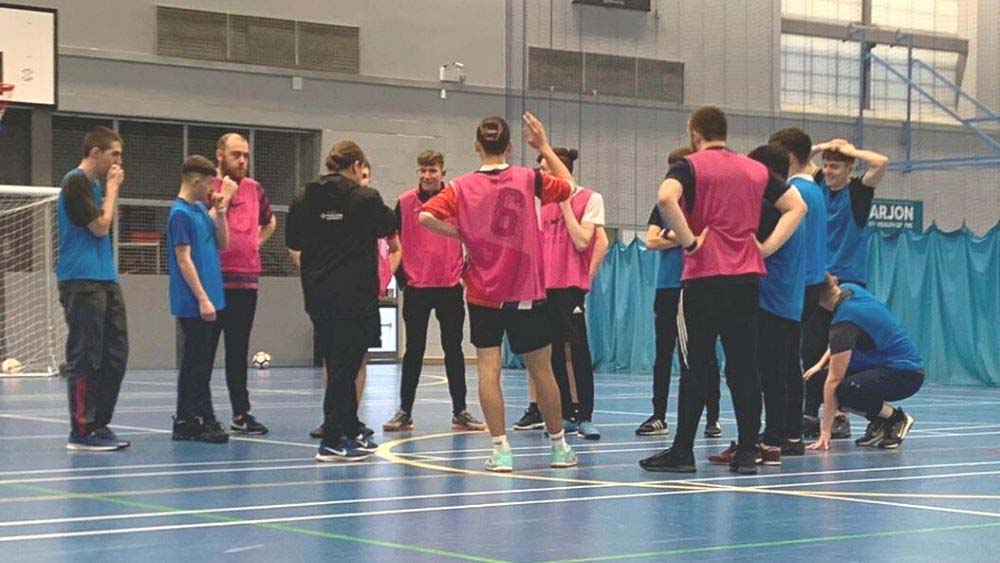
789, 175, 827, 286
647, 205, 683, 290
816, 171, 874, 285
56, 169, 118, 283
167, 199, 225, 318
757, 202, 806, 321
832, 283, 923, 374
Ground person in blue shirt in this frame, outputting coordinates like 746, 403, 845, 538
804, 274, 924, 451
635, 147, 722, 439
57, 126, 130, 452
167, 155, 236, 444
800, 138, 890, 438
768, 127, 829, 449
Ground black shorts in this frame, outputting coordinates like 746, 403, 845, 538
468, 303, 551, 354
311, 311, 382, 359
545, 287, 588, 342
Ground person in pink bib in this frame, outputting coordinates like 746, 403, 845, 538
206, 133, 276, 436
383, 150, 486, 433
420, 113, 579, 472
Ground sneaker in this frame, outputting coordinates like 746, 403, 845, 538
66, 432, 121, 452
358, 421, 375, 438
704, 421, 722, 438
355, 434, 379, 453
550, 444, 579, 468
485, 448, 513, 472
309, 423, 325, 439
230, 414, 268, 436
878, 409, 914, 450
729, 448, 759, 475
562, 419, 579, 435
451, 410, 487, 431
856, 418, 888, 447
382, 410, 414, 432
93, 427, 131, 449
759, 444, 781, 466
802, 415, 820, 438
172, 416, 229, 444
576, 420, 601, 440
708, 441, 740, 465
639, 448, 696, 473
781, 439, 805, 456
832, 414, 852, 439
512, 407, 544, 431
635, 415, 669, 436
315, 437, 372, 462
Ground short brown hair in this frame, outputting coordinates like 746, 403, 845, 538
83, 126, 123, 157
667, 146, 693, 165
181, 155, 217, 179
688, 106, 727, 142
476, 116, 511, 156
536, 147, 578, 173
768, 127, 812, 165
216, 133, 248, 152
748, 144, 790, 180
822, 149, 855, 164
325, 141, 366, 172
417, 150, 444, 168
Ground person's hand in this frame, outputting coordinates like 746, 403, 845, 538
220, 175, 239, 205
807, 432, 831, 451
686, 227, 709, 254
107, 164, 125, 191
803, 363, 823, 381
661, 229, 677, 242
522, 111, 549, 151
199, 298, 217, 322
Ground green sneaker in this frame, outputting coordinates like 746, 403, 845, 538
485, 448, 513, 473
550, 444, 578, 468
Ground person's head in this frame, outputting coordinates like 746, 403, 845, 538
817, 272, 847, 311
216, 133, 250, 180
748, 144, 790, 181
360, 161, 372, 187
474, 116, 512, 159
686, 106, 727, 151
325, 140, 367, 184
667, 146, 693, 166
768, 127, 812, 171
416, 150, 445, 190
180, 155, 218, 199
822, 149, 855, 188
82, 126, 124, 175
536, 147, 578, 174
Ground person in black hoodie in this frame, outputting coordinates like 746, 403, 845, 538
286, 140, 397, 462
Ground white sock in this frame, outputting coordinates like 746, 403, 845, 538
492, 434, 510, 450
550, 430, 567, 448
878, 403, 895, 419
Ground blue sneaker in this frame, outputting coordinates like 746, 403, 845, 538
93, 427, 131, 449
66, 432, 121, 451
562, 419, 579, 435
577, 420, 601, 440
315, 437, 372, 462
355, 434, 379, 453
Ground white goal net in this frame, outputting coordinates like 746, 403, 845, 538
0, 186, 65, 377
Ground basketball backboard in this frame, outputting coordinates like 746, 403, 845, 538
0, 3, 57, 107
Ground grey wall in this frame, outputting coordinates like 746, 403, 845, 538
6, 0, 998, 368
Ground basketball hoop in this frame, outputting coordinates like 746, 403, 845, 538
0, 84, 14, 132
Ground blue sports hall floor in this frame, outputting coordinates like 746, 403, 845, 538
2, 365, 999, 562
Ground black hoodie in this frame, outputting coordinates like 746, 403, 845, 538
286, 173, 397, 318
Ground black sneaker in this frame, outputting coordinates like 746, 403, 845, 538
93, 427, 131, 449
635, 415, 669, 436
309, 423, 325, 439
639, 448, 696, 473
512, 407, 544, 431
855, 418, 888, 447
832, 414, 852, 439
802, 415, 820, 438
729, 448, 759, 475
878, 409, 914, 449
231, 414, 269, 436
781, 439, 805, 456
355, 434, 379, 453
172, 416, 229, 444
704, 421, 722, 438
358, 420, 375, 438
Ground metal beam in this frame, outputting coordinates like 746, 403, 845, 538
781, 18, 968, 54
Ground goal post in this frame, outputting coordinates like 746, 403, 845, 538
0, 185, 65, 377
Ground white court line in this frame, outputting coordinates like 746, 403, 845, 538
0, 431, 160, 442
669, 459, 1000, 485
759, 469, 1000, 490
